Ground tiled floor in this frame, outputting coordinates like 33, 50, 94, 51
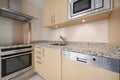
26, 74, 44, 80
10, 70, 44, 80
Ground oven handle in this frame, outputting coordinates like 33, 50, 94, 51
1, 52, 32, 59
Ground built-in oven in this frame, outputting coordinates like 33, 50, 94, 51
0, 45, 33, 80
68, 0, 111, 19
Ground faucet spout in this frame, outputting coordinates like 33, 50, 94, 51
60, 35, 67, 44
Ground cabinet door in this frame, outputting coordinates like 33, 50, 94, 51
44, 0, 68, 27
93, 66, 119, 80
54, 0, 68, 25
62, 58, 94, 80
62, 57, 119, 80
44, 47, 61, 80
44, 0, 54, 27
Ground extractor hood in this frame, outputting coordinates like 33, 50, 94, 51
0, 0, 36, 22
0, 0, 37, 22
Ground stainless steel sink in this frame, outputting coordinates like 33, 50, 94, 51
51, 43, 67, 46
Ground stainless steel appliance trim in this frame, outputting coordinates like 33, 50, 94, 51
94, 0, 111, 13
1, 52, 32, 59
1, 66, 33, 80
88, 55, 120, 73
0, 48, 32, 56
71, 0, 95, 17
62, 50, 120, 73
62, 51, 89, 62
68, 0, 95, 19
68, 0, 111, 19
0, 7, 37, 22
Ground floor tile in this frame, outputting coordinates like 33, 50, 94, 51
26, 74, 44, 80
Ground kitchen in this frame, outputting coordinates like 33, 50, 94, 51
0, 0, 120, 80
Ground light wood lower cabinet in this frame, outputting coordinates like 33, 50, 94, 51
34, 46, 61, 80
44, 47, 61, 80
62, 57, 94, 80
34, 46, 46, 78
62, 57, 119, 80
93, 67, 119, 80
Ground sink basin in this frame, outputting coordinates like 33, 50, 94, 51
51, 43, 67, 46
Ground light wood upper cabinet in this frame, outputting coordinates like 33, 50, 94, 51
44, 0, 53, 27
44, 0, 68, 27
54, 0, 68, 25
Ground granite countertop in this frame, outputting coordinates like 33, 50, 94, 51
0, 41, 120, 59
31, 41, 120, 59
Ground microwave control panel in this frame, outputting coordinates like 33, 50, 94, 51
95, 0, 104, 9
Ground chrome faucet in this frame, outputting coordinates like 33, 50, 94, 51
60, 35, 67, 44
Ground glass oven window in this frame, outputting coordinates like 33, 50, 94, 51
73, 0, 91, 14
2, 53, 32, 77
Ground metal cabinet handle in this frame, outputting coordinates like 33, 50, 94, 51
51, 15, 55, 24
42, 48, 45, 57
77, 57, 87, 63
37, 52, 41, 54
53, 14, 55, 23
37, 61, 42, 64
36, 46, 41, 49
37, 56, 41, 59
51, 16, 54, 24
51, 16, 52, 23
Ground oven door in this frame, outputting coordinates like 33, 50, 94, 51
1, 52, 33, 80
69, 0, 95, 19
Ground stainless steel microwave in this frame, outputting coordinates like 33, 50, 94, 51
68, 0, 111, 19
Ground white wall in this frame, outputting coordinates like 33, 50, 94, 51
21, 0, 43, 41
42, 20, 108, 42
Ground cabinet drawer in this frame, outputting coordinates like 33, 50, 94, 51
36, 51, 43, 57
34, 58, 43, 64
35, 46, 43, 51
36, 46, 43, 49
34, 46, 44, 57
36, 60, 43, 64
34, 55, 43, 61
35, 48, 43, 52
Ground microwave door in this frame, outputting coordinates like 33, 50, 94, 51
70, 0, 77, 17
71, 0, 95, 18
